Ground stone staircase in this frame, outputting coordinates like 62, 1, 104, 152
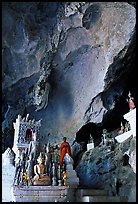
75, 188, 128, 202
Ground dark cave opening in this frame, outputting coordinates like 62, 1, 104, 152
123, 154, 129, 166
102, 61, 136, 132
76, 122, 102, 149
102, 92, 130, 132
101, 29, 136, 133
76, 88, 136, 150
75, 63, 136, 149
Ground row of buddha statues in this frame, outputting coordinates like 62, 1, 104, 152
13, 143, 67, 187
99, 118, 131, 151
118, 121, 131, 135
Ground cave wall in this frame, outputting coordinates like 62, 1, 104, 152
2, 2, 136, 149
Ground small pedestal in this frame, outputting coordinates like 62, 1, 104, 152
124, 108, 136, 137
64, 154, 79, 187
87, 142, 94, 151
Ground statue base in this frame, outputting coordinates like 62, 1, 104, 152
11, 185, 68, 202
33, 175, 51, 186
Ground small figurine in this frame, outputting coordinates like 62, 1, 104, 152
25, 154, 35, 185
89, 134, 93, 143
62, 171, 67, 186
118, 122, 125, 135
102, 129, 108, 145
57, 164, 62, 186
18, 152, 26, 185
13, 156, 21, 185
22, 171, 29, 186
124, 121, 131, 132
44, 143, 52, 177
51, 162, 57, 186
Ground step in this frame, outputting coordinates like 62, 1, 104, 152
76, 188, 108, 196
81, 195, 128, 202
75, 189, 108, 202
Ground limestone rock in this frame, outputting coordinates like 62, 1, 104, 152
76, 136, 136, 202
2, 2, 136, 150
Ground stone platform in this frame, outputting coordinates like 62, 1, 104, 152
75, 188, 128, 202
11, 185, 68, 202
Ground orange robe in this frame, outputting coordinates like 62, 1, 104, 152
60, 141, 72, 167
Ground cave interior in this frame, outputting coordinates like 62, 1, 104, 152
76, 56, 136, 149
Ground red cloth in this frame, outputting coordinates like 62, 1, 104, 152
60, 141, 72, 167
26, 128, 33, 141
129, 98, 135, 110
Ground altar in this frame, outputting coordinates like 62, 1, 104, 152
11, 114, 79, 202
11, 185, 68, 202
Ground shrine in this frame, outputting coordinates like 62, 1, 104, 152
12, 114, 41, 159
11, 114, 79, 202
115, 108, 136, 143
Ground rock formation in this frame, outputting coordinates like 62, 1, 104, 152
2, 3, 136, 202
76, 135, 136, 202
2, 2, 136, 148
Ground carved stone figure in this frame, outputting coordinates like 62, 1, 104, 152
102, 129, 108, 145
13, 156, 21, 185
51, 162, 57, 186
14, 152, 26, 185
57, 164, 62, 186
118, 122, 125, 135
89, 134, 93, 143
28, 132, 41, 162
57, 164, 61, 179
43, 142, 52, 176
124, 121, 131, 132
26, 154, 35, 185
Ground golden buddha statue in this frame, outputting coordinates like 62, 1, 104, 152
33, 153, 51, 186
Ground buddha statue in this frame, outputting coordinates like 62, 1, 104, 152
28, 132, 41, 162
33, 153, 51, 186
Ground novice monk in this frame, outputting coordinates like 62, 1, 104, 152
60, 137, 72, 167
